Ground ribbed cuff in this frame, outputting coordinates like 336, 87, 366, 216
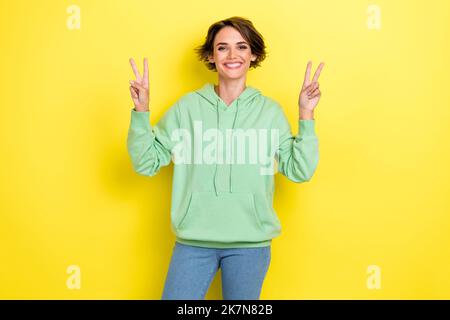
130, 107, 151, 130
298, 119, 316, 137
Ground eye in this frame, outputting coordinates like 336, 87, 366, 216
217, 45, 248, 51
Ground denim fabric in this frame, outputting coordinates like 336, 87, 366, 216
161, 241, 271, 300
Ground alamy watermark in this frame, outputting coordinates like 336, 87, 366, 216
170, 121, 281, 175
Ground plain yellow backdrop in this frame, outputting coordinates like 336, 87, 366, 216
1, 0, 449, 299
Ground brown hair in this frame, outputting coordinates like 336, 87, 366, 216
194, 16, 267, 72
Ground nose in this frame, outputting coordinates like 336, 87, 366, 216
227, 48, 238, 59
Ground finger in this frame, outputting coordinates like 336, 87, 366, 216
129, 58, 142, 81
312, 62, 325, 83
130, 85, 139, 96
302, 82, 313, 93
310, 89, 321, 98
143, 57, 149, 86
302, 61, 312, 88
129, 86, 138, 98
130, 80, 146, 92
307, 82, 319, 95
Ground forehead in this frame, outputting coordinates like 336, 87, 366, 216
214, 26, 247, 44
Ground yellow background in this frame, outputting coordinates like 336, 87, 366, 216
1, 0, 449, 299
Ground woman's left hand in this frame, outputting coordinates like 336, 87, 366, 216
298, 61, 324, 114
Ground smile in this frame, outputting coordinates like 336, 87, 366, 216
224, 62, 243, 69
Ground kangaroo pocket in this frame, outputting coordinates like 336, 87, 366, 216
174, 191, 273, 243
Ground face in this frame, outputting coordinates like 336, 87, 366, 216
208, 26, 257, 80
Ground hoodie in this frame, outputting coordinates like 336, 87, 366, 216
127, 82, 319, 248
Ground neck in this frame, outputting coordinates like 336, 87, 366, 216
214, 79, 247, 106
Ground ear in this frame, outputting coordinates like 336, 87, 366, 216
251, 54, 257, 62
208, 54, 214, 64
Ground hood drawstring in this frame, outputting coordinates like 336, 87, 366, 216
230, 98, 239, 193
212, 97, 240, 196
196, 83, 259, 197
213, 98, 220, 196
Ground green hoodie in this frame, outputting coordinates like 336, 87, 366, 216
127, 82, 319, 248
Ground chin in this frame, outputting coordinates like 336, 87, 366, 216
218, 67, 249, 79
221, 73, 246, 79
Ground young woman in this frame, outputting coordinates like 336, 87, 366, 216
127, 16, 324, 300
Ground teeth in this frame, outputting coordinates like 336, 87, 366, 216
225, 63, 241, 68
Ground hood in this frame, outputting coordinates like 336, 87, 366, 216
195, 82, 261, 110
195, 83, 262, 196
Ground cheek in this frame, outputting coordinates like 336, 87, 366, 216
244, 53, 254, 62
215, 51, 227, 60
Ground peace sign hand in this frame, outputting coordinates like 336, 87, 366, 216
298, 61, 324, 114
129, 57, 150, 112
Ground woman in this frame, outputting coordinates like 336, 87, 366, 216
127, 16, 324, 300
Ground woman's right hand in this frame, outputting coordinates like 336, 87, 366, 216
129, 57, 150, 112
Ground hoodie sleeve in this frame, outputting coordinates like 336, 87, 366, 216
275, 107, 319, 183
126, 102, 180, 176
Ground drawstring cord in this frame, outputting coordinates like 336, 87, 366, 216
213, 98, 219, 196
230, 98, 239, 193
213, 97, 240, 196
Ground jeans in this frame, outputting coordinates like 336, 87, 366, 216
161, 241, 271, 300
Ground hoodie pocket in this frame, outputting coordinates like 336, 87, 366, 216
175, 191, 267, 243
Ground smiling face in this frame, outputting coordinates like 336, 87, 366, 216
208, 26, 257, 81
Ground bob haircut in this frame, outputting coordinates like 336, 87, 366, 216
194, 16, 267, 72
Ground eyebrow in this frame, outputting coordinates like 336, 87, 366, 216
215, 41, 248, 46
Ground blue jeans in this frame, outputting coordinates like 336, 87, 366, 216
161, 241, 271, 300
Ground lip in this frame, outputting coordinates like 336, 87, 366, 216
223, 62, 243, 69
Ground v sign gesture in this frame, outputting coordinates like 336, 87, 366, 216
129, 57, 150, 112
298, 61, 324, 119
